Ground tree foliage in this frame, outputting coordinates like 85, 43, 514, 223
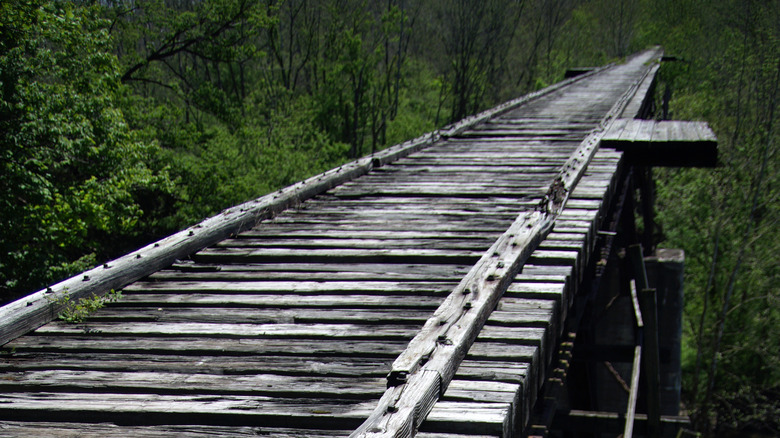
0, 0, 171, 301
646, 0, 780, 434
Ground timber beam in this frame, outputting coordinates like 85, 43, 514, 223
601, 119, 718, 167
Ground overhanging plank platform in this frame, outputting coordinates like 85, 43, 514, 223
0, 48, 675, 437
602, 119, 718, 167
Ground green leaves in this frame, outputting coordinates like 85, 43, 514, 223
0, 0, 171, 304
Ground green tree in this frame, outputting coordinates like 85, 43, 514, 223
645, 0, 780, 435
0, 0, 172, 304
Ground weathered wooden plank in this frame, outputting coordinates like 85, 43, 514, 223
0, 369, 387, 399
0, 423, 351, 438
34, 322, 417, 340
214, 238, 495, 250
455, 360, 530, 384
78, 307, 435, 324
148, 269, 467, 283
236, 229, 502, 239
1, 352, 390, 377
601, 119, 718, 166
421, 401, 511, 436
0, 392, 374, 427
6, 336, 409, 357
162, 261, 468, 275
124, 280, 456, 295
192, 248, 484, 265
100, 293, 445, 309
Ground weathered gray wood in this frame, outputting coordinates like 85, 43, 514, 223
0, 423, 351, 438
0, 369, 387, 398
80, 307, 435, 325
351, 48, 664, 438
34, 322, 417, 340
0, 392, 374, 427
214, 237, 495, 250
100, 293, 445, 309
623, 346, 643, 438
602, 119, 718, 166
124, 280, 456, 295
421, 401, 511, 436
6, 336, 409, 357
193, 247, 483, 265
1, 352, 390, 377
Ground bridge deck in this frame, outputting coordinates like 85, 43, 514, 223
0, 49, 660, 437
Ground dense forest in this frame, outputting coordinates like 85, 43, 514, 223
1, 0, 777, 436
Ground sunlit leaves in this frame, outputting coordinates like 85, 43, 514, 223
0, 0, 171, 303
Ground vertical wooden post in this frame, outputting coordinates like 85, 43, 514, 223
629, 244, 661, 438
623, 345, 643, 438
639, 287, 661, 438
645, 249, 685, 415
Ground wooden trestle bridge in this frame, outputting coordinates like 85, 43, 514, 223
0, 48, 715, 437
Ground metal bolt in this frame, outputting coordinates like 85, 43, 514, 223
463, 302, 473, 310
83, 275, 90, 281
